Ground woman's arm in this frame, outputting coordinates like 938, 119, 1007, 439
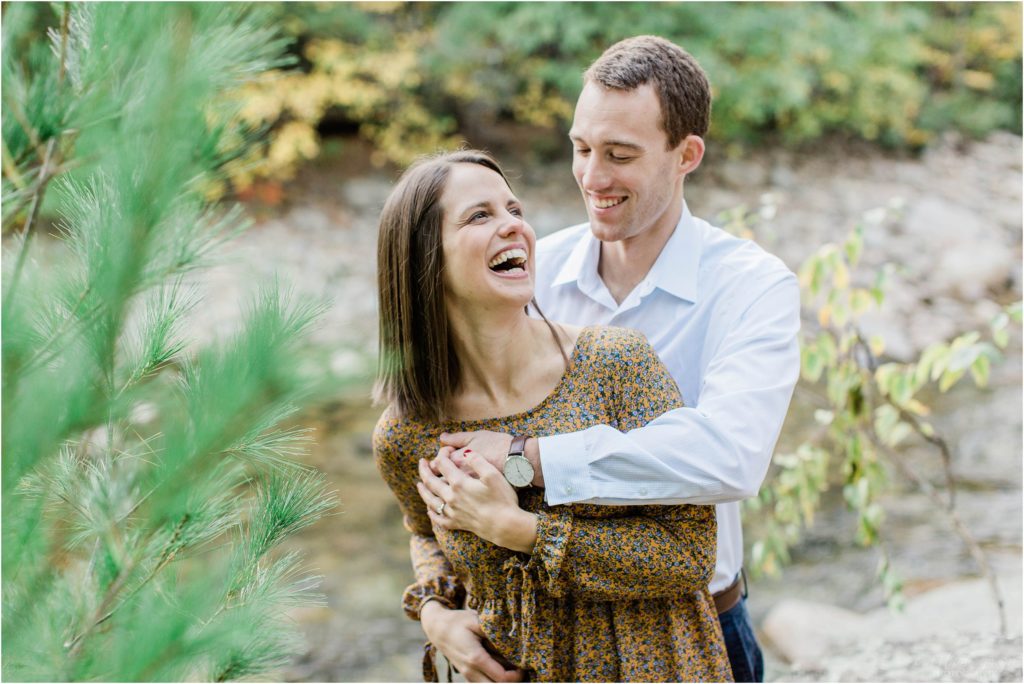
523, 503, 714, 601
423, 449, 716, 600
373, 413, 465, 620
376, 416, 524, 682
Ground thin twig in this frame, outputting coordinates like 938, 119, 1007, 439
848, 321, 958, 508
1, 156, 83, 237
2, 137, 57, 311
58, 3, 70, 86
1, 138, 28, 190
888, 400, 957, 509
866, 429, 1007, 636
65, 558, 135, 657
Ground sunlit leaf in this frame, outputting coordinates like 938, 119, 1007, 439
970, 353, 990, 387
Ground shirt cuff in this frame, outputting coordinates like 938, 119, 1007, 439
538, 430, 595, 505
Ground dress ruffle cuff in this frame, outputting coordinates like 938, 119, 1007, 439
402, 576, 466, 622
524, 507, 574, 597
481, 509, 573, 679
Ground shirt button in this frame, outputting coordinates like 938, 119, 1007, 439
639, 487, 648, 495
564, 485, 573, 495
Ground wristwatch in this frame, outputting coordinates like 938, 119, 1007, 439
502, 434, 534, 488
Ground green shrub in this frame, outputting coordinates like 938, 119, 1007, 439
225, 1, 1021, 189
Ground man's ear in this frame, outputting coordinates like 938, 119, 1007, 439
678, 134, 705, 177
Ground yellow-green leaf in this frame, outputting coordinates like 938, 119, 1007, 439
844, 227, 864, 268
970, 353, 990, 387
939, 367, 966, 392
869, 335, 886, 357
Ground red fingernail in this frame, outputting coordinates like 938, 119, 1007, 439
465, 449, 472, 453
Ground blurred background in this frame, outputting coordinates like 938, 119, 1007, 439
6, 2, 1022, 681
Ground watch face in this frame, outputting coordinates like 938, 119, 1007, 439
503, 454, 534, 487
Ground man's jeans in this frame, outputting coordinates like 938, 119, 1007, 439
718, 598, 764, 682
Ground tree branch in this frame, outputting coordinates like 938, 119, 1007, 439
866, 428, 1007, 636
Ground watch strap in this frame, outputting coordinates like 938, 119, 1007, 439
508, 434, 528, 457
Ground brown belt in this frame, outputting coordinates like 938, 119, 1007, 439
713, 574, 744, 615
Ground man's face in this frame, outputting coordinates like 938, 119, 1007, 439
569, 81, 688, 244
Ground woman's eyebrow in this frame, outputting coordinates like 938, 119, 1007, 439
457, 200, 490, 218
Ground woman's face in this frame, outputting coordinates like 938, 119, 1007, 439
439, 163, 536, 314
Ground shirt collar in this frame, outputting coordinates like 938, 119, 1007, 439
550, 202, 702, 304
646, 201, 701, 303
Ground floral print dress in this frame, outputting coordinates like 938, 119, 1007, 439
373, 326, 732, 682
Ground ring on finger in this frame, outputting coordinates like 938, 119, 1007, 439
436, 501, 446, 516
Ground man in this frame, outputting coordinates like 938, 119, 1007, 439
418, 35, 800, 682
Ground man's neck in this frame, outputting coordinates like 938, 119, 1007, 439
598, 203, 683, 305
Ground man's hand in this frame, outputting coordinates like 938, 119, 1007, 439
417, 449, 538, 553
420, 602, 523, 683
439, 430, 545, 488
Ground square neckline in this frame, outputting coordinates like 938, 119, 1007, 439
440, 325, 598, 429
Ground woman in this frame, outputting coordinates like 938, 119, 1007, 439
373, 150, 731, 682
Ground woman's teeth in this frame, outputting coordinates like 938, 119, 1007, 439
488, 248, 527, 271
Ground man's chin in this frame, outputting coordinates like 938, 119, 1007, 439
587, 219, 627, 243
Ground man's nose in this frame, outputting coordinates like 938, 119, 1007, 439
579, 156, 610, 192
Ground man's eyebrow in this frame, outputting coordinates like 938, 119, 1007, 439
604, 139, 644, 151
568, 134, 643, 152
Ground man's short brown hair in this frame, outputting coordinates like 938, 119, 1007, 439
584, 35, 711, 148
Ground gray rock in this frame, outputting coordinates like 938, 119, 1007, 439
764, 574, 1023, 681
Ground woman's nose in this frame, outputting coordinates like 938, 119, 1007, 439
497, 212, 525, 237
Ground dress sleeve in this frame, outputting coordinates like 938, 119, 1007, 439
524, 503, 715, 600
520, 329, 716, 600
372, 410, 465, 620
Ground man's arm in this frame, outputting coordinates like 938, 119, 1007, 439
441, 275, 800, 506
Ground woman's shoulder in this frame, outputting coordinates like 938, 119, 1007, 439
575, 325, 655, 364
372, 404, 434, 455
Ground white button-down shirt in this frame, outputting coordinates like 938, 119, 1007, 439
534, 202, 801, 593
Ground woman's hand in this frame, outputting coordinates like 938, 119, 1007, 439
420, 602, 523, 683
417, 448, 538, 553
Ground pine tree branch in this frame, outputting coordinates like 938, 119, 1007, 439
865, 428, 1007, 636
65, 514, 189, 657
19, 286, 95, 373
4, 93, 46, 161
3, 2, 70, 308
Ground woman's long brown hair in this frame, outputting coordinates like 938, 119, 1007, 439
373, 150, 568, 422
